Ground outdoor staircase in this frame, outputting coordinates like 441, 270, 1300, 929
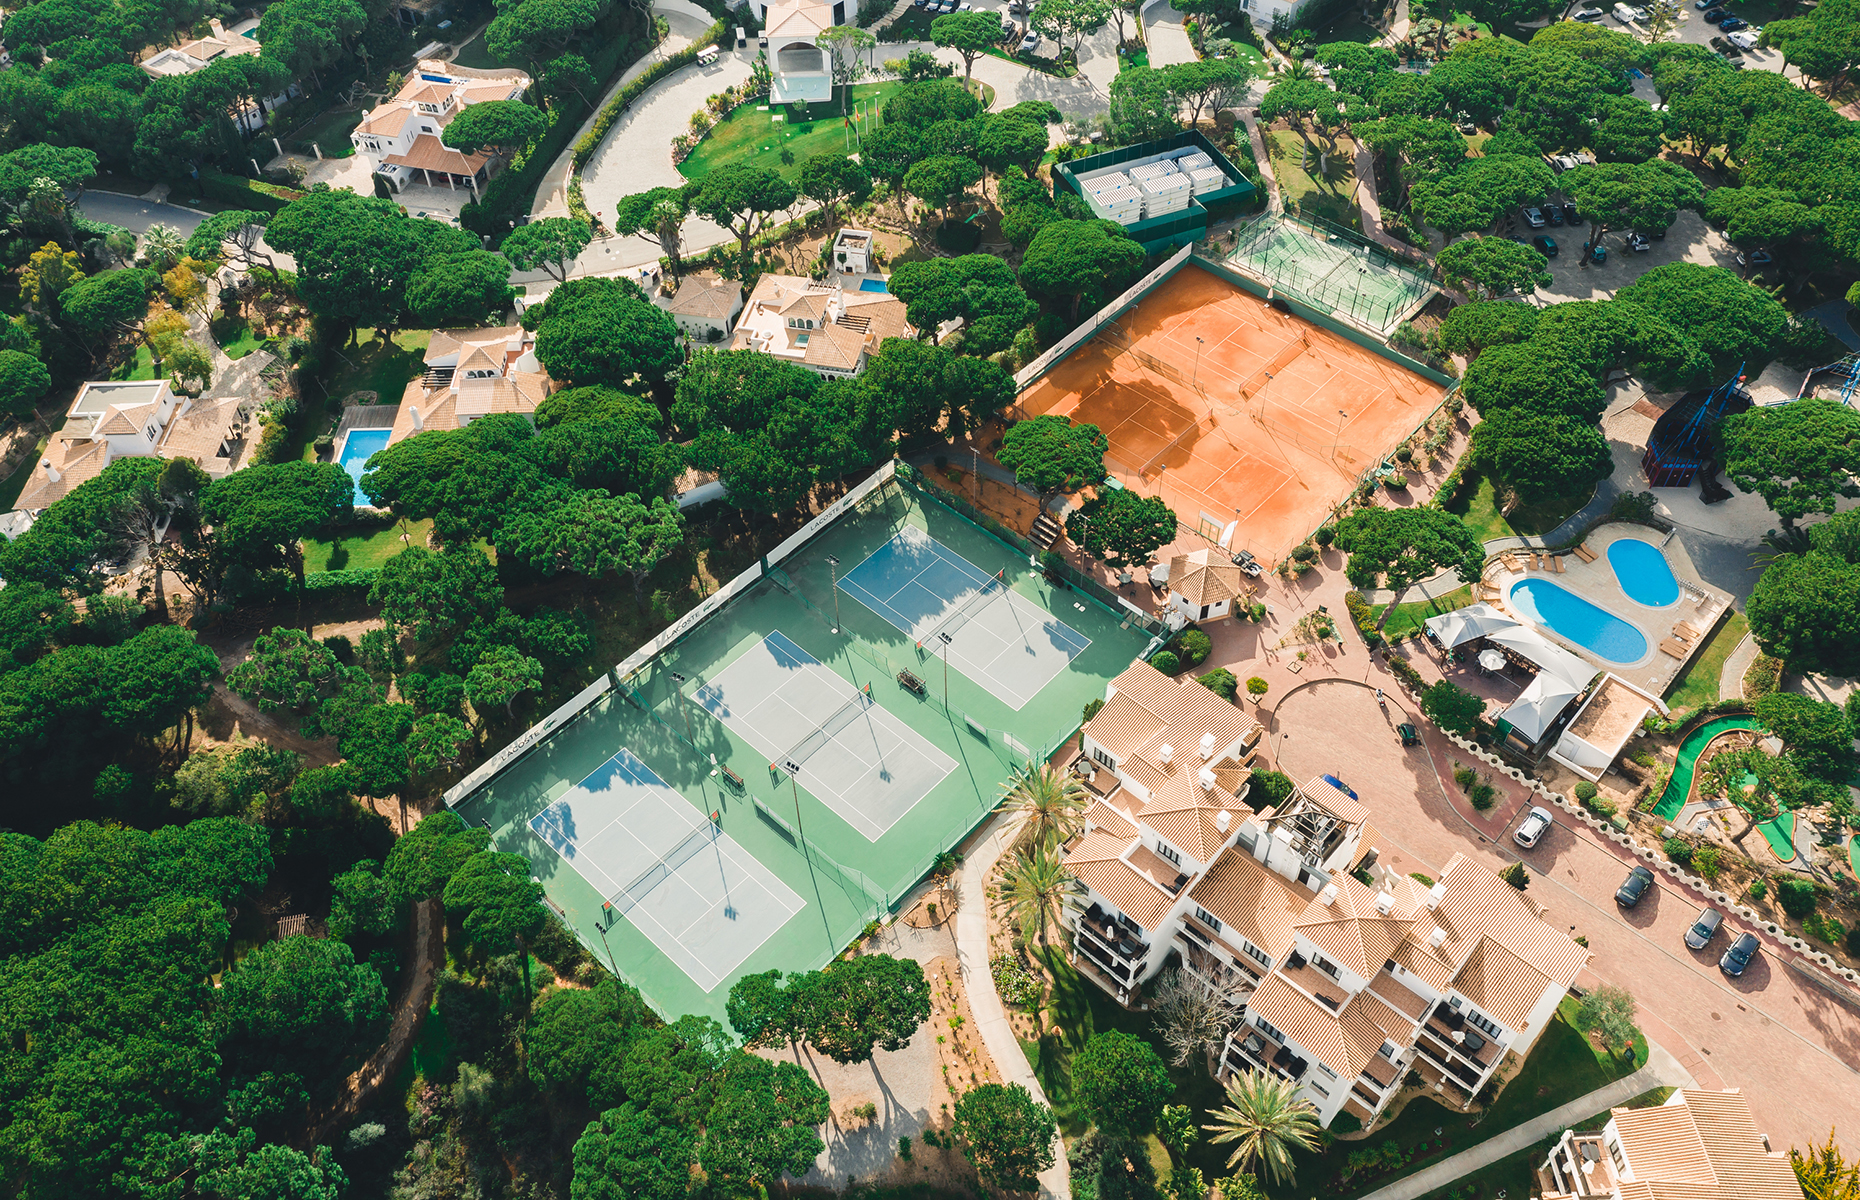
1030, 511, 1063, 550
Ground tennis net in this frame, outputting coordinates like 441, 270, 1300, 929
612, 819, 719, 915
775, 684, 874, 775
919, 570, 1004, 649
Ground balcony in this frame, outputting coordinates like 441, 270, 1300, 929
1414, 1035, 1484, 1089
1539, 1132, 1617, 1198
1081, 904, 1150, 961
1175, 936, 1258, 1002
1365, 970, 1431, 1023
1424, 1003, 1502, 1070
1278, 951, 1351, 1012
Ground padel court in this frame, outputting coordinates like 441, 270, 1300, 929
839, 525, 1092, 710
1016, 264, 1444, 562
693, 630, 958, 841
529, 748, 804, 992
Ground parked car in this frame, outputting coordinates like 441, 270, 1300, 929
1615, 865, 1655, 906
1524, 205, 1547, 228
1588, 241, 1608, 263
1701, 6, 1727, 18
1459, 118, 1478, 133
1719, 15, 1749, 29
1684, 908, 1723, 949
1534, 234, 1559, 256
1612, 1, 1638, 20
1728, 27, 1761, 47
1562, 202, 1581, 224
1515, 806, 1555, 848
1574, 5, 1607, 17
1693, 0, 1714, 8
1721, 931, 1760, 976
1628, 232, 1650, 251
1736, 247, 1774, 266
1019, 30, 1041, 51
1549, 153, 1579, 171
1546, 205, 1565, 225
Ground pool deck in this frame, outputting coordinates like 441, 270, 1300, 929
1480, 523, 1733, 701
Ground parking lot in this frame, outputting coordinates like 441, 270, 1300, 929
1608, 1, 1790, 74
1493, 205, 1748, 303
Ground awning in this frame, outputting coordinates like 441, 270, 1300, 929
1500, 671, 1588, 742
1425, 603, 1519, 649
1482, 625, 1595, 692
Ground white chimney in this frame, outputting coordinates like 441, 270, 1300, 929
1198, 766, 1217, 792
410, 405, 423, 430
1375, 891, 1394, 916
1318, 883, 1338, 907
210, 17, 224, 36
1157, 744, 1174, 766
40, 459, 60, 483
1199, 732, 1216, 760
1427, 881, 1447, 910
1215, 810, 1231, 834
1428, 926, 1447, 948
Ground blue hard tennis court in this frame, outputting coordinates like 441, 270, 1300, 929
529, 747, 804, 991
839, 526, 1092, 710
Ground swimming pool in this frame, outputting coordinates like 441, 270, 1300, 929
1606, 538, 1679, 607
858, 278, 889, 293
1508, 579, 1649, 664
336, 429, 390, 492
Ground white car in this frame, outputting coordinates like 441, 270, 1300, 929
1514, 806, 1555, 849
1727, 27, 1761, 48
1019, 30, 1041, 51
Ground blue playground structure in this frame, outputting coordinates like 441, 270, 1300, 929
1642, 364, 1753, 488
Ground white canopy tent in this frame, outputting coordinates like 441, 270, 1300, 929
1481, 625, 1595, 693
1426, 603, 1521, 649
1425, 604, 1599, 744
1499, 672, 1590, 742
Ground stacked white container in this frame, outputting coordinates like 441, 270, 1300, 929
1131, 159, 1193, 216
1083, 171, 1144, 223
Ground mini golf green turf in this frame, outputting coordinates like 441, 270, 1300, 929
1758, 810, 1795, 862
1651, 716, 1760, 821
450, 476, 1152, 1020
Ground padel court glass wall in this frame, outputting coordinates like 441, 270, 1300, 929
450, 471, 1153, 1020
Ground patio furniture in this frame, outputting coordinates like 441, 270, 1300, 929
1675, 619, 1700, 639
716, 763, 745, 793
1499, 552, 1522, 572
1573, 543, 1597, 563
1659, 638, 1690, 660
1551, 554, 1565, 573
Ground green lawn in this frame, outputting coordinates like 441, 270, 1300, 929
303, 518, 435, 573
281, 105, 363, 158
879, 6, 936, 40
1665, 610, 1748, 711
449, 29, 511, 71
110, 344, 158, 381
1441, 475, 1594, 546
211, 316, 265, 360
1376, 584, 1475, 641
677, 82, 909, 181
1266, 130, 1360, 229
328, 329, 432, 405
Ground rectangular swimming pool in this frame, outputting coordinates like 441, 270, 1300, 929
858, 278, 888, 292
336, 428, 391, 493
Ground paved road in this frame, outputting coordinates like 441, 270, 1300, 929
1268, 679, 1860, 1156
77, 191, 211, 235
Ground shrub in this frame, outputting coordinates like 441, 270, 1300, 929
1499, 861, 1528, 890
1246, 676, 1269, 699
1744, 653, 1783, 700
1748, 878, 1767, 900
1083, 697, 1104, 724
1291, 544, 1316, 563
1452, 764, 1477, 790
1421, 679, 1485, 735
1777, 877, 1818, 917
1173, 629, 1212, 666
1805, 913, 1846, 945
1388, 655, 1425, 691
1694, 845, 1722, 883
1197, 667, 1238, 701
1663, 837, 1694, 867
990, 955, 1043, 1008
1150, 650, 1181, 675
1846, 924, 1860, 958
1574, 780, 1598, 803
1590, 795, 1618, 817
1314, 525, 1336, 547
1469, 782, 1497, 810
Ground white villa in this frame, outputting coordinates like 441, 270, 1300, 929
664, 275, 744, 343
350, 62, 532, 196
15, 380, 254, 514
1537, 1088, 1800, 1200
385, 325, 553, 446
730, 273, 909, 377
1163, 547, 1244, 625
140, 20, 298, 133
760, 0, 841, 104
1062, 661, 1591, 1129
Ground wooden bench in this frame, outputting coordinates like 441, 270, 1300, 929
716, 763, 745, 793
898, 669, 927, 697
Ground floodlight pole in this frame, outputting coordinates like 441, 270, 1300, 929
826, 555, 841, 633
938, 631, 952, 706
669, 670, 692, 743
788, 767, 832, 951
1331, 409, 1348, 459
596, 904, 621, 976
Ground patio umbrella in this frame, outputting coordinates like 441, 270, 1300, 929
1499, 672, 1588, 742
1426, 603, 1520, 649
1478, 649, 1507, 672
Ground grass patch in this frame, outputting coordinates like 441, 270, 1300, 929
1375, 584, 1475, 641
678, 82, 909, 181
1664, 610, 1747, 711
327, 328, 432, 404
303, 518, 435, 573
1266, 130, 1360, 229
1118, 47, 1150, 69
1314, 14, 1387, 42
449, 29, 512, 71
879, 5, 936, 39
280, 104, 363, 158
212, 316, 265, 360
110, 344, 158, 382
1441, 475, 1594, 545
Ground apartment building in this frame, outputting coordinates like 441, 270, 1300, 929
1063, 662, 1590, 1129
1537, 1088, 1800, 1200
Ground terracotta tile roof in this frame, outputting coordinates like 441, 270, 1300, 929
765, 0, 834, 37
1084, 796, 1140, 841
1246, 974, 1396, 1083
157, 396, 248, 474
1132, 759, 1247, 863
780, 291, 832, 320
1085, 662, 1259, 780
1301, 775, 1371, 825
803, 322, 866, 371
15, 437, 107, 512
424, 330, 463, 360
1611, 1091, 1801, 1200
859, 297, 912, 343
98, 402, 159, 437
1295, 874, 1420, 981
385, 134, 488, 175
1168, 548, 1243, 607
1066, 813, 1174, 930
1450, 938, 1553, 1030
357, 106, 413, 138
1189, 845, 1314, 961
669, 276, 742, 319
1429, 853, 1590, 991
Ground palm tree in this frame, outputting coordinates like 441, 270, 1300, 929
996, 760, 1089, 853
139, 224, 186, 272
1279, 58, 1317, 82
1202, 1070, 1322, 1185
992, 845, 1082, 1028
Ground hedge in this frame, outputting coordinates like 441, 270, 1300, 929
573, 20, 729, 169
196, 169, 306, 213
305, 567, 382, 593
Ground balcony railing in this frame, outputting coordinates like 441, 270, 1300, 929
1081, 905, 1150, 961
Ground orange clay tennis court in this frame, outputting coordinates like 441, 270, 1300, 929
1017, 264, 1444, 562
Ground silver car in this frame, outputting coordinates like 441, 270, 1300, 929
1684, 908, 1723, 950
1514, 806, 1555, 849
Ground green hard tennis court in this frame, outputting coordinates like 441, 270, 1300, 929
452, 476, 1152, 1020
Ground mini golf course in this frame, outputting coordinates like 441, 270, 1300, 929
1651, 716, 1760, 821
1758, 810, 1796, 862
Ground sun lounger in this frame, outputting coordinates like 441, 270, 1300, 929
1500, 552, 1522, 572
1659, 638, 1690, 660
1572, 543, 1597, 563
1551, 554, 1565, 574
1675, 620, 1700, 639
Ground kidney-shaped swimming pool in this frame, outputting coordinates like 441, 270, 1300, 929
1606, 537, 1679, 607
1508, 579, 1649, 664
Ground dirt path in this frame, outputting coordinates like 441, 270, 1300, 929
310, 896, 442, 1144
